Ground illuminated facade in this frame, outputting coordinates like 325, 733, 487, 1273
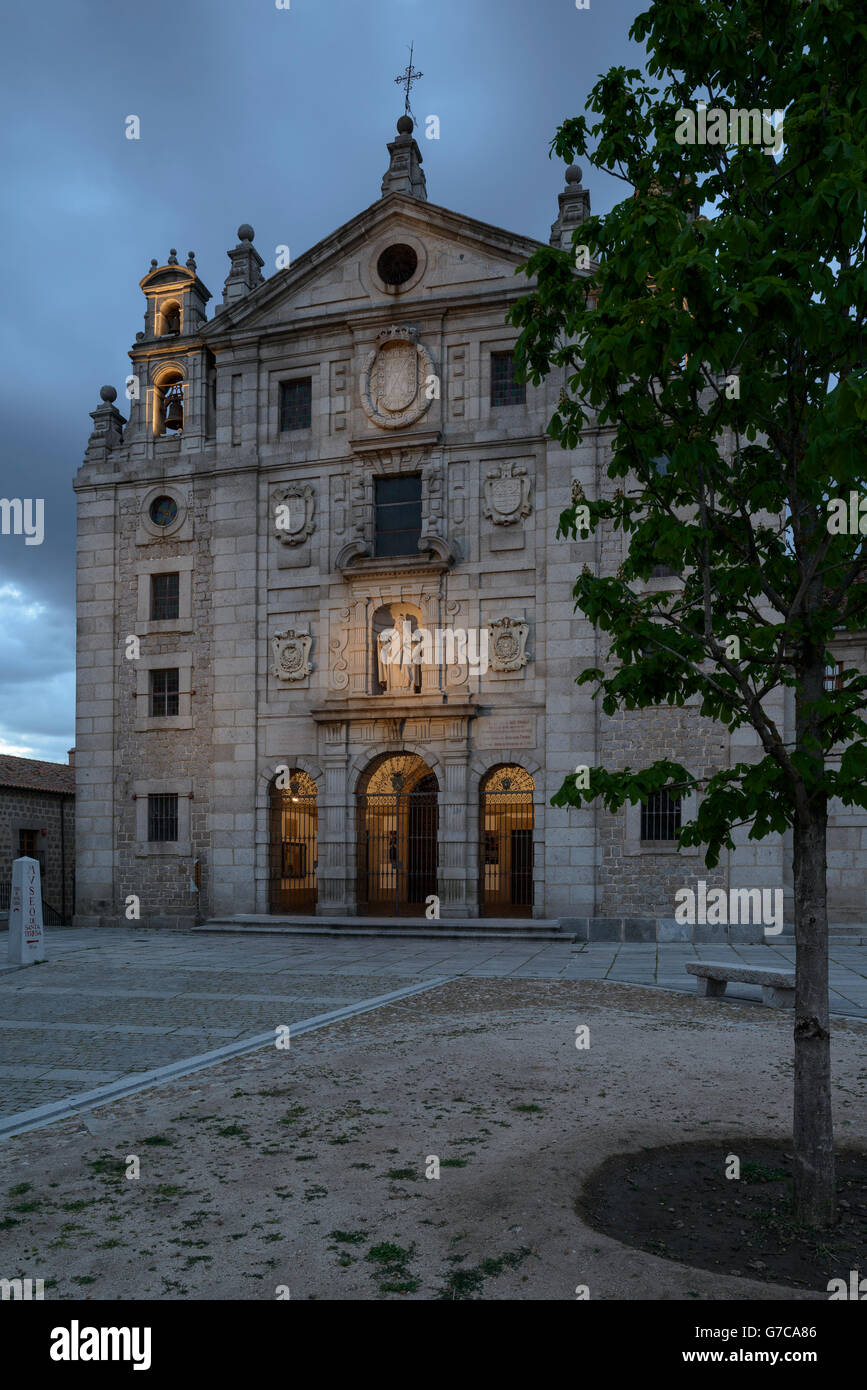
73, 117, 861, 935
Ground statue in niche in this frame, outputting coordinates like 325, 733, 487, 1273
375, 608, 422, 694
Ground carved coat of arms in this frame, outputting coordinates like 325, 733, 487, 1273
483, 462, 533, 526
360, 325, 435, 430
273, 483, 315, 546
489, 616, 530, 672
271, 629, 313, 682
374, 343, 418, 412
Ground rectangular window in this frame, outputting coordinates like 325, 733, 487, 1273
491, 351, 526, 407
150, 572, 180, 621
149, 668, 180, 718
374, 475, 422, 557
19, 829, 38, 858
824, 661, 843, 693
279, 377, 312, 431
148, 793, 179, 842
650, 564, 677, 578
641, 789, 681, 841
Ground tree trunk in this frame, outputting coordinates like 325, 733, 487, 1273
791, 793, 835, 1227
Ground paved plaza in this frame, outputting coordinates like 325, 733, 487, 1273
1, 927, 865, 1121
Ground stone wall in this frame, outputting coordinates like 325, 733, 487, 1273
597, 703, 729, 918
0, 789, 75, 920
111, 482, 216, 928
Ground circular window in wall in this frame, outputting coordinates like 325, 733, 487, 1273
149, 495, 179, 528
376, 243, 418, 287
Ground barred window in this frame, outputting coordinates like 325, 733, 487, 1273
279, 377, 312, 431
147, 793, 178, 842
374, 475, 422, 557
490, 351, 526, 407
641, 788, 681, 841
824, 661, 843, 693
150, 572, 179, 621
149, 668, 179, 718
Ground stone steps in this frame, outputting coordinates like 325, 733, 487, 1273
193, 917, 867, 946
194, 915, 566, 943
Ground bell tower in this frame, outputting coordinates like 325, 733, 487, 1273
126, 249, 213, 448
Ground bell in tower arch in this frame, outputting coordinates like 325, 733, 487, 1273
162, 301, 181, 336
163, 382, 184, 431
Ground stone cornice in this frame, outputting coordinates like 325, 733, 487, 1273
311, 695, 478, 723
203, 285, 536, 353
336, 552, 453, 581
349, 429, 441, 454
128, 335, 208, 361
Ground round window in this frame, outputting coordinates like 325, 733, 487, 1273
376, 243, 418, 287
149, 495, 178, 528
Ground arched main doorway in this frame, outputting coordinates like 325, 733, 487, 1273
269, 770, 318, 914
479, 765, 534, 917
356, 753, 438, 916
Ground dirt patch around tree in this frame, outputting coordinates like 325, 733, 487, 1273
579, 1142, 867, 1291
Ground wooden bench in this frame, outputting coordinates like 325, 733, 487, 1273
685, 961, 796, 1008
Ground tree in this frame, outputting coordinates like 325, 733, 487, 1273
509, 0, 867, 1227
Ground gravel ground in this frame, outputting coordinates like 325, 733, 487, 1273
1, 976, 864, 1301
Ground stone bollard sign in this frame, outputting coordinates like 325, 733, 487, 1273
8, 856, 47, 965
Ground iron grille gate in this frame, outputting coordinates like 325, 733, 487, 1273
356, 776, 438, 917
269, 783, 318, 914
479, 789, 534, 917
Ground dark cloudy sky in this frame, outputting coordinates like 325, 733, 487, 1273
0, 0, 643, 762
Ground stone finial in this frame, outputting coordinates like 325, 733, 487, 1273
186, 250, 197, 270
86, 385, 126, 455
168, 247, 179, 265
550, 164, 591, 249
222, 223, 265, 307
381, 115, 427, 200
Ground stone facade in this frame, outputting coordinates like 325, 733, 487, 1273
72, 121, 865, 936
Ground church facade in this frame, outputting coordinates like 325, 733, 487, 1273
72, 116, 864, 937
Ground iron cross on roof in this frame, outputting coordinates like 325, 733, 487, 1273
394, 42, 422, 121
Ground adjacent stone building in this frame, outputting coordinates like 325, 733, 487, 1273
0, 753, 75, 924
72, 116, 864, 937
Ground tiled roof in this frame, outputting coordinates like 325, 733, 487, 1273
0, 755, 75, 795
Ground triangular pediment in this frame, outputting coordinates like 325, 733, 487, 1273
202, 194, 544, 339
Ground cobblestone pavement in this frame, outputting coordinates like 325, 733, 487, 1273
1, 927, 865, 1118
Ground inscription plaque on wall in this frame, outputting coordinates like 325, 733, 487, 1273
476, 716, 535, 748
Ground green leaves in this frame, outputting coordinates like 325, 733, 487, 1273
513, 0, 867, 865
